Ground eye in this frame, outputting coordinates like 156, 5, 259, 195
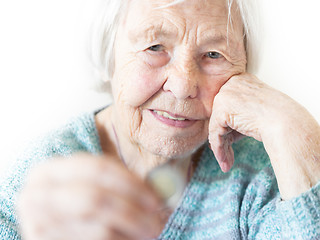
143, 44, 169, 67
205, 51, 222, 59
147, 44, 164, 52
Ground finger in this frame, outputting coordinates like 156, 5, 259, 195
61, 221, 130, 240
103, 229, 131, 240
209, 133, 234, 172
98, 190, 163, 240
229, 130, 246, 143
208, 116, 235, 172
30, 183, 161, 240
41, 154, 163, 211
96, 158, 163, 211
108, 229, 142, 240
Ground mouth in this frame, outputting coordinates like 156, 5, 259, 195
152, 110, 189, 121
150, 109, 196, 128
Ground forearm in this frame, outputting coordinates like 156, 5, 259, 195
263, 108, 320, 200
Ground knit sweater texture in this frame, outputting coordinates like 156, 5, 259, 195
0, 112, 320, 239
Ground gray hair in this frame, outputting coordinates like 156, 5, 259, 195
90, 0, 260, 90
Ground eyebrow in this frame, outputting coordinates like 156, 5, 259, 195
197, 29, 232, 47
128, 22, 239, 51
128, 23, 178, 44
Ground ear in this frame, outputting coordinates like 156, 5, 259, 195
99, 69, 110, 83
92, 68, 112, 93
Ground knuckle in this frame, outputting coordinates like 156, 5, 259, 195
103, 227, 116, 240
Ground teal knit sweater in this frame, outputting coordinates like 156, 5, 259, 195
1, 112, 320, 239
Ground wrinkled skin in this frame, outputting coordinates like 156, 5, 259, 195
209, 73, 320, 199
18, 0, 320, 239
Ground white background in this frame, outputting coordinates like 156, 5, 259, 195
0, 0, 319, 175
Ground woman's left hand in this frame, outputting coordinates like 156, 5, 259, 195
208, 73, 320, 200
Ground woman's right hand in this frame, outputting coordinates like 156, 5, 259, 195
18, 153, 164, 240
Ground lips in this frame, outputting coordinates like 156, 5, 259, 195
150, 109, 197, 128
152, 110, 188, 121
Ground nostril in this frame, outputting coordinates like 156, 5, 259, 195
162, 74, 199, 99
163, 80, 198, 99
189, 83, 198, 99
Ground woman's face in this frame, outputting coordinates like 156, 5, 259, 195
111, 0, 246, 159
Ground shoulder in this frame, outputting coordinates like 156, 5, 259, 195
9, 111, 103, 182
0, 111, 103, 190
26, 112, 102, 160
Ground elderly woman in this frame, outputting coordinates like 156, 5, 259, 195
1, 0, 320, 239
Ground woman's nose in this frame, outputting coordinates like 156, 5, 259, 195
163, 58, 199, 100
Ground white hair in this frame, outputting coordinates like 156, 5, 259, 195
90, 0, 260, 90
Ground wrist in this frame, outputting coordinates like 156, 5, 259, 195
262, 113, 320, 200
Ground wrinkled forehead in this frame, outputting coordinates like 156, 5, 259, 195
121, 0, 244, 42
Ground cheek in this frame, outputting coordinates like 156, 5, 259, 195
113, 62, 165, 107
201, 60, 237, 77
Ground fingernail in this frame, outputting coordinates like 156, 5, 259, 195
220, 161, 230, 173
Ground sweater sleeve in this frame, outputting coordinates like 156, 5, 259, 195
247, 174, 320, 239
0, 139, 58, 239
0, 113, 102, 239
231, 138, 320, 239
277, 182, 320, 239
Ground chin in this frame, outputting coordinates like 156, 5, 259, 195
140, 134, 207, 159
